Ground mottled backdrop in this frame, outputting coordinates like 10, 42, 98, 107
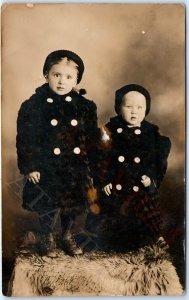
2, 2, 185, 284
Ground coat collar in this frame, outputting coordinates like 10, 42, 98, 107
106, 115, 159, 134
35, 83, 79, 104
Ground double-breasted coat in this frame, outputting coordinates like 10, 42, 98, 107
96, 115, 171, 239
16, 83, 98, 215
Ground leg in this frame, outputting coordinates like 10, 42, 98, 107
38, 209, 59, 256
60, 213, 83, 256
131, 192, 163, 238
60, 214, 75, 237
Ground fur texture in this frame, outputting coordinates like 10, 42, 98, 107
8, 242, 183, 296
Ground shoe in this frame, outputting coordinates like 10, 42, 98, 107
38, 233, 57, 257
62, 233, 83, 256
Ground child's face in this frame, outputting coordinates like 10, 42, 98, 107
47, 59, 78, 95
120, 91, 146, 126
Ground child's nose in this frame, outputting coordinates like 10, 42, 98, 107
131, 107, 137, 114
58, 76, 65, 85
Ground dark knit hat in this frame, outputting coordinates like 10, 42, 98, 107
115, 84, 151, 116
43, 50, 84, 84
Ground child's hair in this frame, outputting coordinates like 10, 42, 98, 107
43, 50, 85, 84
115, 84, 151, 116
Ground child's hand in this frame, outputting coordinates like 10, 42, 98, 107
141, 175, 151, 187
103, 183, 112, 196
28, 171, 40, 184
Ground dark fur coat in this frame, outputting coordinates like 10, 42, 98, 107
16, 84, 98, 214
99, 115, 171, 192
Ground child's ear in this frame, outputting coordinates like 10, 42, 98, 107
45, 74, 49, 83
73, 79, 77, 87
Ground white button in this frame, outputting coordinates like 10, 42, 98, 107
117, 128, 123, 133
134, 157, 140, 163
116, 184, 122, 190
118, 156, 125, 162
47, 98, 53, 103
133, 186, 139, 192
54, 148, 61, 155
65, 96, 72, 102
71, 119, 78, 126
134, 129, 141, 135
73, 147, 80, 154
51, 119, 58, 126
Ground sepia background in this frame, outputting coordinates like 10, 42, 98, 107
2, 3, 185, 291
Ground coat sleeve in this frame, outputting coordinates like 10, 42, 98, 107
155, 134, 171, 187
16, 100, 40, 175
84, 101, 99, 183
146, 130, 171, 189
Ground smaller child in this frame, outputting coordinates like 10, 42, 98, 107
98, 84, 171, 249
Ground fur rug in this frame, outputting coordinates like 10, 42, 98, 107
8, 241, 183, 296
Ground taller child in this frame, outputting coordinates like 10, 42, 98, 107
16, 50, 98, 256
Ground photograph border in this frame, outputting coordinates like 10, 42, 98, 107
0, 0, 187, 299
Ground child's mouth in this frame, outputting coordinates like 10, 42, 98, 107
57, 87, 65, 91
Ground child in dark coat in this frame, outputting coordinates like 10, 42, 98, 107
16, 50, 98, 256
94, 84, 171, 251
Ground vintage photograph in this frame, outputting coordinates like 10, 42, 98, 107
2, 3, 185, 296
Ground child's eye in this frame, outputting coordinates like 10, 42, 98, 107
53, 73, 59, 78
67, 75, 72, 80
126, 106, 132, 108
138, 106, 143, 109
